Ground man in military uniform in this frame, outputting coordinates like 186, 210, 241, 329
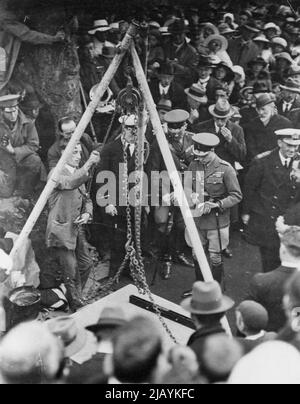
243, 129, 300, 273
147, 109, 194, 280
184, 133, 242, 291
0, 94, 44, 197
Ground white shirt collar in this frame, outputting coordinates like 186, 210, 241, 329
159, 83, 170, 95
65, 164, 76, 174
122, 138, 135, 155
281, 261, 300, 269
198, 76, 210, 86
246, 330, 266, 341
279, 151, 291, 167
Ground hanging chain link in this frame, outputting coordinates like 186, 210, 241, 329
94, 107, 178, 343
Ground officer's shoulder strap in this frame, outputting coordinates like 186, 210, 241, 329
254, 150, 273, 161
218, 158, 231, 167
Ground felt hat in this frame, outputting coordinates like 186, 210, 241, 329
209, 99, 233, 118
181, 281, 234, 315
47, 317, 87, 358
86, 306, 127, 334
255, 93, 276, 109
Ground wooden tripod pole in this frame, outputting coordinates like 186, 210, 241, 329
79, 81, 97, 143
8, 24, 138, 275
131, 43, 232, 335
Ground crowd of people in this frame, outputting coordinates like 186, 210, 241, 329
2, 0, 300, 384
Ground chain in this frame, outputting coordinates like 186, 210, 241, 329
95, 108, 178, 343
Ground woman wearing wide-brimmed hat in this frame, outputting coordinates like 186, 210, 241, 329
204, 34, 233, 68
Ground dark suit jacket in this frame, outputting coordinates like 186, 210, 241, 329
276, 100, 300, 129
164, 40, 199, 88
248, 265, 297, 332
97, 138, 146, 216
227, 37, 260, 69
192, 119, 247, 166
244, 114, 292, 163
244, 149, 298, 248
149, 79, 188, 110
187, 323, 226, 363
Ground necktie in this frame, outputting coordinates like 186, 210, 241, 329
284, 160, 289, 169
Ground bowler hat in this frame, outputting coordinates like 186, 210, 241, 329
256, 93, 276, 109
181, 281, 234, 315
86, 306, 127, 334
47, 317, 87, 358
253, 81, 272, 94
157, 62, 175, 76
209, 99, 233, 119
257, 92, 277, 109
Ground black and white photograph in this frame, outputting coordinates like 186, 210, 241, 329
1, 0, 300, 386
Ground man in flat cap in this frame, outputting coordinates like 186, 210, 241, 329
243, 129, 300, 273
148, 109, 194, 279
184, 132, 242, 291
0, 94, 44, 197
